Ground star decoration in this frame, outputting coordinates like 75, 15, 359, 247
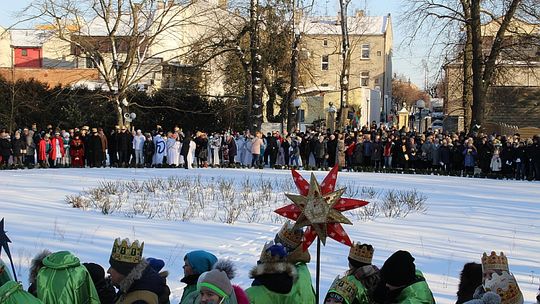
275, 166, 369, 250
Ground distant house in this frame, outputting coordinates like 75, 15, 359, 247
297, 10, 393, 128
444, 18, 540, 130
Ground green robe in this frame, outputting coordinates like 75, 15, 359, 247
179, 284, 197, 304
246, 263, 315, 304
347, 275, 370, 304
0, 258, 13, 287
394, 271, 435, 304
0, 281, 43, 304
36, 251, 100, 304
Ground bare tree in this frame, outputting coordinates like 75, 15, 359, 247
25, 0, 233, 127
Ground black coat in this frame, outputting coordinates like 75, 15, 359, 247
116, 132, 131, 152
0, 138, 11, 157
143, 140, 155, 157
227, 138, 237, 159
11, 138, 26, 156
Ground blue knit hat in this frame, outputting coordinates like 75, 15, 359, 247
185, 250, 218, 275
147, 258, 165, 272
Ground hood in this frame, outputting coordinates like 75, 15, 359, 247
28, 250, 51, 286
118, 259, 164, 296
42, 251, 80, 270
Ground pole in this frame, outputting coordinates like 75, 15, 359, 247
316, 237, 321, 304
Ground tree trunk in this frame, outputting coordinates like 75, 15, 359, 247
286, 30, 300, 133
460, 0, 473, 132
250, 0, 263, 132
470, 0, 484, 129
338, 0, 350, 130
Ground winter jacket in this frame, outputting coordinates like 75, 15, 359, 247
439, 145, 451, 165
337, 140, 346, 167
246, 263, 314, 304
353, 142, 364, 165
11, 138, 26, 157
144, 140, 155, 157
463, 146, 477, 167
314, 140, 326, 159
490, 155, 502, 172
133, 135, 145, 150
36, 251, 100, 304
0, 258, 13, 286
0, 281, 43, 304
70, 139, 85, 159
348, 264, 381, 304
251, 137, 263, 155
0, 138, 11, 157
371, 141, 383, 161
114, 260, 165, 304
393, 271, 434, 304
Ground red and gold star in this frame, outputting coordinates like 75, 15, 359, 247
275, 166, 369, 250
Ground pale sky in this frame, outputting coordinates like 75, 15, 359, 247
0, 0, 434, 88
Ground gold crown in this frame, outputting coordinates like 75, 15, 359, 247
327, 276, 357, 304
348, 242, 374, 265
484, 272, 523, 304
276, 221, 303, 249
111, 238, 144, 264
482, 251, 509, 273
259, 242, 288, 264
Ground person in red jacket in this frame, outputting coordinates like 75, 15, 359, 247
38, 134, 52, 168
70, 134, 85, 168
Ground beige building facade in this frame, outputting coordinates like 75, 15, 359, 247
297, 10, 393, 128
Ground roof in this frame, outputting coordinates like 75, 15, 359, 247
300, 15, 390, 36
10, 29, 51, 47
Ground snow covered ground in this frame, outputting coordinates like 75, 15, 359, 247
1, 168, 539, 303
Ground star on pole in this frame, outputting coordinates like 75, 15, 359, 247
275, 166, 369, 250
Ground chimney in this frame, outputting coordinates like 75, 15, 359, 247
157, 0, 165, 9
356, 9, 365, 18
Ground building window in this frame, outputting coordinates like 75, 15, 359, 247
361, 71, 369, 86
321, 55, 329, 70
321, 83, 329, 87
86, 57, 96, 68
361, 44, 370, 59
374, 78, 379, 84
21, 49, 28, 56
323, 39, 328, 46
377, 51, 382, 56
298, 109, 305, 122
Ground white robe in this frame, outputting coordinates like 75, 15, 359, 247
153, 135, 166, 165
166, 138, 180, 165
211, 137, 221, 165
187, 141, 196, 169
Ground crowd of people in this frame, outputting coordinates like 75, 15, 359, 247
0, 222, 537, 304
0, 122, 539, 180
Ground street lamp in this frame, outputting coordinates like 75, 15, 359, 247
416, 99, 425, 133
293, 98, 302, 131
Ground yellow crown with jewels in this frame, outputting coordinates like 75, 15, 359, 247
482, 251, 508, 273
276, 221, 303, 249
348, 242, 374, 265
110, 238, 144, 264
327, 276, 357, 304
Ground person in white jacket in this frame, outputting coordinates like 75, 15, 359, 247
210, 134, 222, 166
132, 130, 145, 166
490, 149, 502, 173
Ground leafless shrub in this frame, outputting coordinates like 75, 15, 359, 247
65, 195, 88, 209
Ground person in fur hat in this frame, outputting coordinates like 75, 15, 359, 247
28, 250, 52, 296
273, 221, 315, 303
34, 250, 100, 304
373, 250, 434, 304
180, 250, 218, 304
107, 238, 166, 304
246, 242, 314, 304
190, 260, 249, 304
456, 263, 483, 304
342, 242, 380, 304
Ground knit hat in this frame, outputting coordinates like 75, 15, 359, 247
109, 238, 144, 276
380, 250, 416, 287
185, 250, 218, 275
83, 263, 105, 284
147, 258, 165, 273
197, 260, 236, 300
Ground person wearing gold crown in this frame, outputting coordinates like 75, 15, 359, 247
246, 241, 312, 304
341, 242, 380, 304
34, 250, 100, 304
273, 221, 316, 303
374, 250, 435, 304
324, 275, 358, 304
107, 238, 167, 304
463, 251, 524, 304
